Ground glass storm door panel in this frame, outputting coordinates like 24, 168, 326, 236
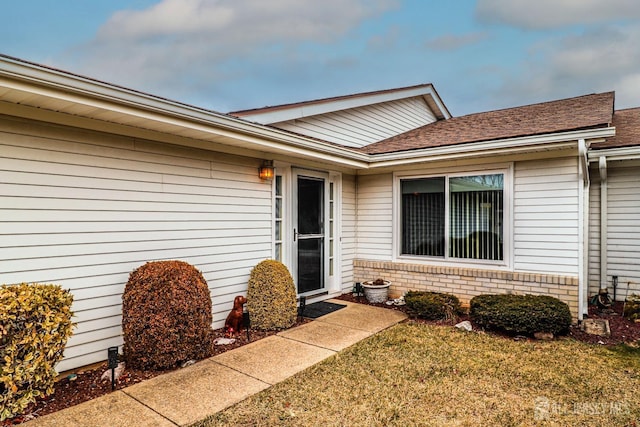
293, 171, 328, 295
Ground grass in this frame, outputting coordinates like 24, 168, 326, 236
193, 322, 640, 426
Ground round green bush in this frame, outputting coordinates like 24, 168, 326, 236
405, 290, 463, 320
122, 260, 213, 370
470, 294, 572, 336
246, 260, 297, 330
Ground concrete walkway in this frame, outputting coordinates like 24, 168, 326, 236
25, 300, 406, 427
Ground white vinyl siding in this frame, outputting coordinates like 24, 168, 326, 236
589, 164, 640, 299
513, 157, 580, 275
272, 97, 437, 148
0, 116, 272, 372
356, 174, 393, 260
340, 174, 356, 292
588, 169, 601, 295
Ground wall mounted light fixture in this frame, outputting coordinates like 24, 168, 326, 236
259, 160, 275, 180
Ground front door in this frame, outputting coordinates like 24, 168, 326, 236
293, 169, 329, 295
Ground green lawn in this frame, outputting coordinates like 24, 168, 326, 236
194, 322, 640, 426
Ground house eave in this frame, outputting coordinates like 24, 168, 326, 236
587, 145, 640, 162
367, 127, 616, 168
0, 55, 619, 172
0, 55, 370, 169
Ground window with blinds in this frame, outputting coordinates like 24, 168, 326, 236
401, 177, 445, 256
401, 173, 504, 261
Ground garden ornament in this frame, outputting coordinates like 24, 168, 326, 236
224, 295, 247, 337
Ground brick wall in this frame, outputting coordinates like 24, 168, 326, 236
353, 259, 579, 319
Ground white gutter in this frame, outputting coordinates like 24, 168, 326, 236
367, 128, 616, 168
588, 145, 640, 162
0, 55, 619, 171
577, 139, 588, 320
599, 156, 608, 294
0, 56, 370, 168
578, 139, 590, 186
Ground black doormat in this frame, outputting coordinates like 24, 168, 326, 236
302, 301, 346, 318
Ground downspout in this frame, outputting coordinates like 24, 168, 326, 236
599, 156, 608, 296
577, 140, 589, 321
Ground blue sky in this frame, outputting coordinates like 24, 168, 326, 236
2, 0, 639, 116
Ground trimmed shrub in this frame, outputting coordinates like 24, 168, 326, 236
623, 294, 640, 322
405, 291, 463, 320
0, 283, 74, 421
246, 260, 297, 330
122, 260, 213, 370
470, 294, 572, 336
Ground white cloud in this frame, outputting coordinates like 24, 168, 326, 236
97, 0, 395, 44
476, 0, 640, 29
97, 1, 235, 40
492, 24, 640, 110
65, 0, 398, 106
425, 32, 488, 51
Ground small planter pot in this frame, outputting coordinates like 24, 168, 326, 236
361, 280, 391, 304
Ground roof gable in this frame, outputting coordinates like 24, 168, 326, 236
230, 84, 451, 148
361, 92, 615, 155
230, 83, 451, 124
264, 96, 442, 148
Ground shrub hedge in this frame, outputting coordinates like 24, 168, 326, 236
470, 293, 572, 336
623, 294, 640, 322
0, 283, 74, 421
122, 260, 213, 370
405, 291, 463, 320
246, 260, 297, 330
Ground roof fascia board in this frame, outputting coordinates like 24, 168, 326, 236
236, 85, 449, 124
368, 127, 616, 168
0, 56, 617, 170
0, 77, 370, 168
587, 145, 640, 162
0, 56, 238, 126
0, 58, 370, 167
422, 88, 451, 120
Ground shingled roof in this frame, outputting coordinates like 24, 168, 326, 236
360, 92, 615, 155
591, 107, 640, 150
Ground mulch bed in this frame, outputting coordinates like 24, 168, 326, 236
335, 293, 640, 345
3, 319, 309, 426
5, 296, 639, 425
567, 301, 640, 345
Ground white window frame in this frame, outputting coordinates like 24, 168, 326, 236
272, 163, 292, 268
328, 172, 342, 293
273, 173, 285, 262
393, 164, 513, 270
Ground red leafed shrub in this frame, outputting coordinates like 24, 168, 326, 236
122, 260, 213, 370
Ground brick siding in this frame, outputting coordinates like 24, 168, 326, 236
353, 259, 579, 320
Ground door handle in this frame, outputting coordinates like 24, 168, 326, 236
293, 228, 297, 242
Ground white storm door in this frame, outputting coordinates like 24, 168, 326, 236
292, 169, 330, 296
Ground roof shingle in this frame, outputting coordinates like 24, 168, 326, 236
360, 92, 614, 155
591, 107, 640, 150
